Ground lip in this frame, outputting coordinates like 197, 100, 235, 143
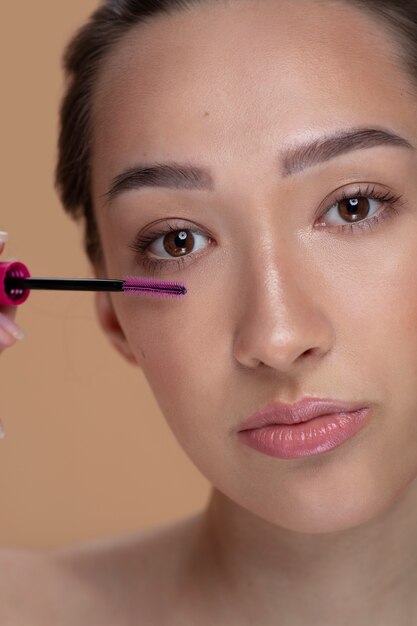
238, 408, 372, 459
238, 396, 370, 431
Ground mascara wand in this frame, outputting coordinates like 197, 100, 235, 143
0, 261, 187, 307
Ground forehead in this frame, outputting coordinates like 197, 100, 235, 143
90, 0, 415, 188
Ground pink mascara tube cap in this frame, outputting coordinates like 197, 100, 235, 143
0, 261, 31, 306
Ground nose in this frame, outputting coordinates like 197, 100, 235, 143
233, 269, 333, 374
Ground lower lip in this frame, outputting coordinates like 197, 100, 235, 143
238, 408, 372, 459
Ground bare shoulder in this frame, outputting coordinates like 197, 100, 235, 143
0, 547, 59, 624
0, 512, 204, 625
0, 546, 112, 625
51, 512, 203, 624
0, 513, 206, 626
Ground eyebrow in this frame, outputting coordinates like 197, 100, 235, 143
103, 126, 414, 206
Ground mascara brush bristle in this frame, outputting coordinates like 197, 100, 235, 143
122, 276, 187, 298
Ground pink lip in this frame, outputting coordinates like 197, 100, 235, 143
238, 408, 373, 459
238, 396, 370, 430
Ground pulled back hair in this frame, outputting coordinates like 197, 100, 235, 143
55, 0, 417, 271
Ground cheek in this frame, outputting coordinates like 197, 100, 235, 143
377, 265, 417, 434
128, 303, 226, 445
346, 242, 417, 471
364, 244, 417, 381
326, 227, 417, 390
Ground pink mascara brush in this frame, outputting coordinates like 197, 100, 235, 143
0, 261, 187, 307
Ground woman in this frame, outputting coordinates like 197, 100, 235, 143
1, 0, 417, 623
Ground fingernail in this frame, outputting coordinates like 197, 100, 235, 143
0, 312, 25, 340
0, 231, 9, 243
0, 420, 5, 439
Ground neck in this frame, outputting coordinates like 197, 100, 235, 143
183, 482, 417, 625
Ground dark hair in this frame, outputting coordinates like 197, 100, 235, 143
55, 0, 417, 271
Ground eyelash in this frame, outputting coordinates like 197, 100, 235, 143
128, 183, 406, 275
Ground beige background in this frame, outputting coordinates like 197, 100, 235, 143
0, 2, 209, 550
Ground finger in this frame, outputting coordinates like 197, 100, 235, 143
0, 231, 8, 252
0, 234, 18, 319
0, 312, 24, 340
0, 305, 19, 322
0, 323, 16, 347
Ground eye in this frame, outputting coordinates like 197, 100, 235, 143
128, 221, 213, 275
317, 183, 405, 234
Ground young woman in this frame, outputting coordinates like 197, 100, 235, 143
2, 0, 417, 623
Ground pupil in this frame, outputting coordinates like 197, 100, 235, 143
347, 198, 359, 214
176, 231, 188, 247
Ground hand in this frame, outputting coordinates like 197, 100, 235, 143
0, 235, 25, 352
0, 233, 26, 439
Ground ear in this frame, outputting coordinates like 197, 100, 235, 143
94, 290, 139, 367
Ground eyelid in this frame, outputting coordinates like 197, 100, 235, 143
317, 181, 390, 215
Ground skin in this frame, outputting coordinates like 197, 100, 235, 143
76, 0, 417, 623
0, 241, 21, 350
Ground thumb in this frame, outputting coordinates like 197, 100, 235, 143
0, 234, 18, 320
0, 231, 9, 250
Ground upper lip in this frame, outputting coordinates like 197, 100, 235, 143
238, 396, 368, 430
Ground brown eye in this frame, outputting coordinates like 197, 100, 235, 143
161, 230, 195, 257
320, 184, 402, 231
337, 196, 371, 223
142, 226, 210, 261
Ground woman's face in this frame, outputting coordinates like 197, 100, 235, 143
90, 0, 417, 534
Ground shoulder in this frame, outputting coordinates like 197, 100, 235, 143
50, 512, 203, 621
0, 546, 113, 624
0, 548, 59, 624
0, 512, 203, 625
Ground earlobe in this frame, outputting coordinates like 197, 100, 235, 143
94, 290, 139, 367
